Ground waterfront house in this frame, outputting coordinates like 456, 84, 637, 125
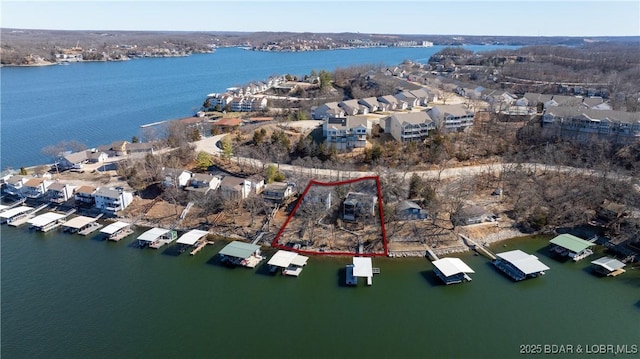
98, 141, 128, 157
28, 212, 67, 232
46, 182, 75, 204
323, 116, 370, 150
22, 178, 52, 199
387, 111, 435, 143
219, 175, 252, 201
590, 256, 626, 277
60, 151, 90, 170
548, 234, 595, 261
125, 142, 156, 157
493, 249, 550, 281
161, 168, 192, 188
185, 173, 221, 194
346, 257, 379, 286
431, 257, 475, 284
397, 200, 428, 220
427, 104, 475, 132
218, 241, 264, 268
100, 221, 134, 241
262, 181, 295, 205
451, 205, 489, 226
74, 185, 96, 205
3, 175, 29, 197
267, 250, 309, 277
137, 227, 177, 248
93, 187, 134, 214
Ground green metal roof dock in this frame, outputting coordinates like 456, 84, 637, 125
549, 234, 595, 261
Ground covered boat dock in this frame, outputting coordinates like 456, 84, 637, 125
137, 227, 177, 249
218, 241, 264, 268
1, 206, 34, 225
176, 229, 211, 255
28, 212, 67, 232
549, 234, 595, 261
346, 257, 380, 286
590, 256, 626, 277
267, 250, 309, 277
493, 249, 550, 281
62, 215, 103, 235
100, 221, 133, 241
432, 257, 475, 285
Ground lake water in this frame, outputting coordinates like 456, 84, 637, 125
1, 45, 639, 358
2, 225, 639, 359
1, 45, 510, 169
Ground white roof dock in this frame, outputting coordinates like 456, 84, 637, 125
432, 258, 475, 277
496, 250, 550, 275
591, 257, 626, 272
0, 204, 8, 212
100, 221, 131, 235
28, 212, 66, 228
137, 227, 172, 243
177, 229, 209, 246
62, 216, 98, 230
268, 250, 309, 268
0, 206, 33, 219
353, 257, 373, 278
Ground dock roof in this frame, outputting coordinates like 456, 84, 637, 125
591, 257, 625, 272
550, 234, 594, 253
496, 250, 550, 275
219, 241, 260, 259
62, 216, 98, 229
137, 227, 171, 242
100, 221, 131, 235
352, 257, 373, 278
28, 212, 66, 227
268, 250, 309, 268
432, 258, 475, 277
176, 229, 209, 246
0, 206, 33, 218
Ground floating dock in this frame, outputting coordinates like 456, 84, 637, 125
137, 227, 177, 249
27, 212, 67, 232
431, 257, 475, 285
218, 241, 264, 268
62, 215, 103, 235
0, 206, 34, 225
267, 250, 309, 277
100, 221, 133, 241
591, 256, 626, 277
346, 257, 379, 286
493, 249, 550, 281
549, 234, 595, 262
175, 229, 210, 255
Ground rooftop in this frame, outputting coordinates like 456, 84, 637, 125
176, 229, 209, 246
549, 234, 594, 253
496, 250, 550, 275
432, 257, 475, 277
219, 241, 260, 259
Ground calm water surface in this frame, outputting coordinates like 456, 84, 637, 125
2, 225, 638, 358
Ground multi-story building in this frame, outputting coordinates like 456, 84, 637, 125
323, 116, 371, 150
542, 107, 640, 144
427, 104, 475, 132
93, 187, 134, 214
386, 112, 435, 142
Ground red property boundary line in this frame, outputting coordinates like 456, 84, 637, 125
271, 176, 388, 257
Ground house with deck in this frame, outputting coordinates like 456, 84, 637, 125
431, 257, 475, 284
22, 178, 52, 199
323, 116, 371, 150
387, 111, 435, 143
343, 192, 378, 222
541, 107, 640, 144
3, 175, 29, 197
74, 185, 96, 205
262, 181, 295, 205
548, 234, 595, 261
493, 249, 550, 281
93, 187, 133, 214
46, 182, 76, 204
185, 173, 221, 194
427, 104, 475, 132
218, 241, 264, 268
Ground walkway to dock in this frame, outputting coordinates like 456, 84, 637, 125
190, 240, 215, 256
459, 234, 497, 260
426, 247, 440, 261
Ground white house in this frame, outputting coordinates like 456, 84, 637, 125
94, 187, 134, 214
22, 178, 52, 199
427, 104, 475, 132
219, 175, 252, 201
46, 182, 76, 204
185, 173, 221, 194
3, 175, 29, 197
161, 168, 192, 188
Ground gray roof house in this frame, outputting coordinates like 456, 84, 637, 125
427, 104, 475, 132
358, 97, 381, 113
387, 112, 435, 142
397, 200, 428, 220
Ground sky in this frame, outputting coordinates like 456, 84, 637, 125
1, 1, 639, 37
